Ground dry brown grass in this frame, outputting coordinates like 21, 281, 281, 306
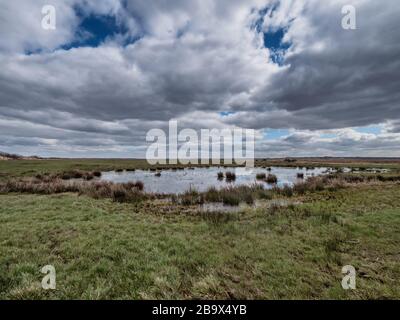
0, 176, 147, 203
266, 174, 278, 184
2, 170, 400, 207
256, 173, 267, 180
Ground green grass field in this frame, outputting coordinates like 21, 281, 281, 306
0, 159, 399, 299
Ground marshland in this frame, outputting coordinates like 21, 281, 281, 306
0, 158, 400, 299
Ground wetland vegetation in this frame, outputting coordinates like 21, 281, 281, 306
0, 158, 399, 299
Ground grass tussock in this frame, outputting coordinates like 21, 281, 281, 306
265, 174, 278, 184
273, 184, 294, 197
93, 171, 102, 177
225, 171, 236, 182
180, 189, 204, 206
211, 185, 261, 206
191, 172, 400, 207
200, 211, 239, 224
291, 174, 376, 195
256, 173, 266, 180
0, 176, 146, 203
175, 185, 265, 207
297, 173, 304, 179
60, 170, 102, 180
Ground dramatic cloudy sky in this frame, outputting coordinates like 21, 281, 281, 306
0, 0, 399, 158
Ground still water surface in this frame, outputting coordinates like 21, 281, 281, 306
101, 167, 330, 194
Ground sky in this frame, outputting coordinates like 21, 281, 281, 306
0, 0, 399, 158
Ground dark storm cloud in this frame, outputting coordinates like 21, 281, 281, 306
232, 0, 400, 130
387, 121, 400, 133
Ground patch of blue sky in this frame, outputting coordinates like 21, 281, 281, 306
319, 133, 337, 139
251, 5, 292, 65
61, 7, 139, 50
263, 129, 290, 139
263, 28, 290, 51
354, 125, 382, 135
263, 28, 291, 65
62, 15, 120, 49
219, 111, 237, 117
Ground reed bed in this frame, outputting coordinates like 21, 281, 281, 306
0, 175, 147, 203
2, 171, 400, 206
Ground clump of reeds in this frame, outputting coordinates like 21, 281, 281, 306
257, 188, 273, 200
225, 171, 236, 182
202, 184, 261, 206
274, 184, 293, 197
85, 173, 94, 181
293, 177, 324, 194
203, 186, 220, 203
266, 174, 278, 184
129, 181, 144, 191
109, 183, 146, 203
0, 175, 147, 203
297, 173, 304, 179
256, 173, 266, 180
93, 171, 102, 177
59, 170, 80, 180
0, 177, 80, 195
267, 203, 281, 215
221, 192, 240, 206
293, 175, 349, 194
4, 169, 400, 210
46, 170, 102, 181
143, 172, 400, 205
200, 211, 238, 224
180, 189, 204, 206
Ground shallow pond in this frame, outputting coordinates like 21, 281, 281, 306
100, 166, 330, 194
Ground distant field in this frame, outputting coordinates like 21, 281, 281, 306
0, 158, 399, 299
0, 159, 151, 179
1, 157, 400, 179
